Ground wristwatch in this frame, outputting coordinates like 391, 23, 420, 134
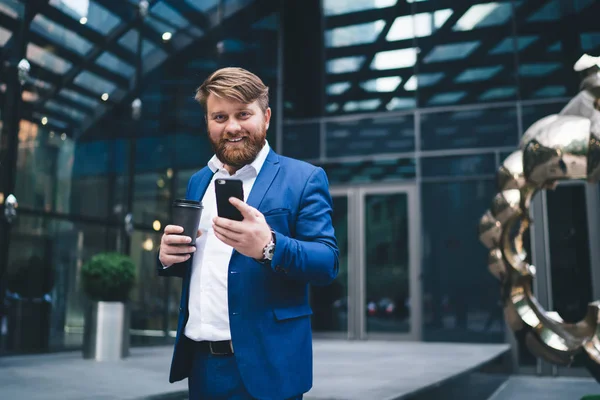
261, 230, 276, 264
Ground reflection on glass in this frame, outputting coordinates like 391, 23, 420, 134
118, 29, 158, 57
45, 100, 88, 122
129, 231, 168, 344
31, 14, 94, 56
73, 71, 116, 95
95, 52, 136, 78
58, 88, 100, 109
323, 0, 395, 16
14, 120, 74, 213
547, 184, 592, 323
150, 2, 190, 29
365, 193, 410, 333
1, 216, 114, 353
282, 122, 320, 161
311, 196, 348, 332
326, 114, 415, 158
547, 184, 593, 368
0, 26, 12, 46
49, 0, 121, 35
27, 43, 72, 75
420, 107, 518, 150
325, 21, 384, 48
421, 154, 496, 178
421, 180, 504, 343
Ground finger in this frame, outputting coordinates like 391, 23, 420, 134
213, 216, 244, 233
213, 224, 241, 244
163, 234, 193, 245
164, 225, 184, 234
162, 245, 196, 254
197, 229, 203, 238
161, 253, 192, 265
229, 197, 257, 220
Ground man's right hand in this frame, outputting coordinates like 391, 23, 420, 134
159, 225, 200, 267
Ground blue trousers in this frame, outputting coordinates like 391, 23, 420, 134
188, 345, 303, 400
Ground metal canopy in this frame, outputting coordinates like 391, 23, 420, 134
323, 0, 600, 115
0, 0, 268, 138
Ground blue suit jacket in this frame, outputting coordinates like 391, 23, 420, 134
158, 149, 339, 400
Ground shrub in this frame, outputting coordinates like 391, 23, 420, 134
81, 252, 136, 302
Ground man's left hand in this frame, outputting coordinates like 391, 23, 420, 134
212, 197, 272, 260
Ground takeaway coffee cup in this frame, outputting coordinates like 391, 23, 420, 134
171, 199, 203, 246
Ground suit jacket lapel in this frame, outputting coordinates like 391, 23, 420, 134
188, 167, 215, 201
247, 149, 280, 210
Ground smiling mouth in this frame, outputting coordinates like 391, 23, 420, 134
226, 137, 245, 143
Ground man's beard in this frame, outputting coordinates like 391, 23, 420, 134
210, 125, 266, 169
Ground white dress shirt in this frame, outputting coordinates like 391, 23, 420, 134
184, 141, 271, 342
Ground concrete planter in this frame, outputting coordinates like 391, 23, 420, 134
83, 301, 130, 361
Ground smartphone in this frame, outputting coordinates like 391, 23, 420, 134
215, 179, 244, 221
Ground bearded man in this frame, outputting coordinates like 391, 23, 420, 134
157, 67, 339, 400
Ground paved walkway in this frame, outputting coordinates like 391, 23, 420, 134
0, 340, 509, 400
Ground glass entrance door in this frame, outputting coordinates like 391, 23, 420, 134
311, 184, 421, 340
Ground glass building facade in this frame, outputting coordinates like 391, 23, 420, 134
1, 0, 599, 378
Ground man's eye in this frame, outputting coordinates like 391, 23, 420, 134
240, 112, 250, 118
214, 115, 225, 121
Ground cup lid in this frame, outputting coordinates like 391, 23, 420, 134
173, 199, 202, 207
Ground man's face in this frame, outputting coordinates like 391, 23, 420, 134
206, 94, 271, 169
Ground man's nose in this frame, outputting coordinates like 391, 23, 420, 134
226, 119, 242, 133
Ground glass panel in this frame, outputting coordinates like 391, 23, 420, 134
150, 2, 190, 29
45, 100, 88, 122
282, 122, 320, 161
73, 71, 117, 95
325, 21, 385, 48
1, 216, 115, 353
322, 158, 416, 184
58, 88, 101, 109
14, 120, 75, 213
421, 179, 503, 343
49, 0, 121, 35
515, 0, 598, 100
323, 0, 395, 16
223, 0, 254, 18
0, 0, 22, 19
26, 43, 72, 75
365, 192, 410, 334
546, 183, 593, 369
420, 106, 519, 150
414, 1, 517, 107
31, 14, 94, 56
118, 29, 158, 57
0, 25, 12, 46
520, 102, 567, 135
311, 196, 348, 332
326, 114, 415, 158
421, 154, 496, 178
71, 139, 128, 219
133, 172, 171, 226
95, 52, 136, 78
547, 184, 592, 323
129, 230, 168, 344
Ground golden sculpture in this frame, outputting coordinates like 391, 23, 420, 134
479, 54, 600, 376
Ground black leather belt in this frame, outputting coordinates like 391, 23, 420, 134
194, 340, 234, 356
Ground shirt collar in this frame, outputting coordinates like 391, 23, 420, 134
207, 140, 271, 176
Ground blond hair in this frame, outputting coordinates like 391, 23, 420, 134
195, 67, 269, 113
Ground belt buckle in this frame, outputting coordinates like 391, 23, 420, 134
209, 341, 233, 356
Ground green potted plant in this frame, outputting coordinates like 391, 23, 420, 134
81, 252, 136, 361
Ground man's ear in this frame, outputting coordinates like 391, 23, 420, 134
265, 107, 272, 130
